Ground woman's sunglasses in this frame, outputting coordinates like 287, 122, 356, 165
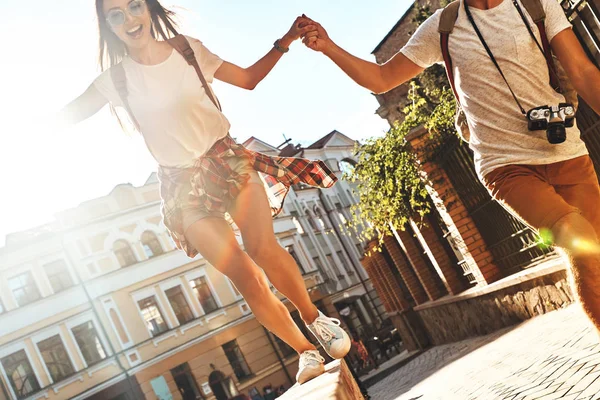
106, 0, 147, 28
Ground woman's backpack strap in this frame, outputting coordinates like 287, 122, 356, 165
167, 34, 223, 111
110, 63, 141, 131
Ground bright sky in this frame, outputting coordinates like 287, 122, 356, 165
0, 0, 412, 246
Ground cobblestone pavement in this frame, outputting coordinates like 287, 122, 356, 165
369, 305, 600, 400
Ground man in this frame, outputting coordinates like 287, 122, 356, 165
299, 0, 600, 330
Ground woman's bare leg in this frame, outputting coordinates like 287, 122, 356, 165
184, 216, 316, 354
228, 182, 320, 324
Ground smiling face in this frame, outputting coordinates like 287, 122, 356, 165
102, 0, 153, 50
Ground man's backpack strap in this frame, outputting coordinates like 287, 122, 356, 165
110, 63, 141, 131
520, 0, 545, 22
439, 0, 460, 34
439, 1, 462, 105
167, 34, 223, 111
520, 0, 561, 91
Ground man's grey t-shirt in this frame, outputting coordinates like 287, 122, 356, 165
400, 0, 588, 179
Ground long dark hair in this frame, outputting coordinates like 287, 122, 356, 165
96, 0, 180, 70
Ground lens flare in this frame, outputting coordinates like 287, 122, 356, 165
539, 228, 554, 247
571, 238, 600, 255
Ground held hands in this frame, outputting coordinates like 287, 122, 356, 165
299, 15, 331, 53
283, 15, 318, 45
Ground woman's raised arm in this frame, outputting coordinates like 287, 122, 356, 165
57, 84, 108, 127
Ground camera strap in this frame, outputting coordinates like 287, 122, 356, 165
464, 0, 528, 115
512, 0, 562, 91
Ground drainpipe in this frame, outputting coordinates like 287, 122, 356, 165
318, 191, 383, 323
63, 242, 141, 399
263, 327, 294, 386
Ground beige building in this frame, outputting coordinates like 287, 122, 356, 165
0, 131, 385, 400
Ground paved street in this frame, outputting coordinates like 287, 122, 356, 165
369, 305, 600, 400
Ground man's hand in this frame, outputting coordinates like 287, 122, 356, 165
299, 16, 331, 54
282, 15, 317, 47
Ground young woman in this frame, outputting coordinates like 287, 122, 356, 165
58, 0, 351, 385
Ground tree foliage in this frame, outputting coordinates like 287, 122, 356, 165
345, 2, 459, 246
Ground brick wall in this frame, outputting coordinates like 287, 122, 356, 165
418, 215, 469, 295
382, 235, 429, 305
409, 130, 503, 285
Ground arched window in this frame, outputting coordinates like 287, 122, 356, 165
338, 158, 357, 177
304, 209, 319, 231
141, 231, 163, 258
314, 208, 327, 230
113, 240, 137, 268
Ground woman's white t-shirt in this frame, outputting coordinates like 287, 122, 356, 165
93, 36, 230, 168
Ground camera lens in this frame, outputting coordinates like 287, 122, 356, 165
547, 123, 566, 144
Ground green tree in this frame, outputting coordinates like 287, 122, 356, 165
345, 2, 458, 247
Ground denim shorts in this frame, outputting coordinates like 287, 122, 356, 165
177, 156, 263, 234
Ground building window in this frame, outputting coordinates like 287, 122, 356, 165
327, 254, 345, 278
286, 246, 307, 275
316, 217, 326, 230
290, 211, 305, 234
9, 272, 41, 307
312, 257, 325, 274
356, 243, 364, 256
337, 212, 348, 226
1, 350, 40, 399
71, 322, 107, 367
305, 213, 319, 231
339, 160, 356, 177
337, 251, 352, 273
314, 209, 328, 231
37, 335, 75, 383
138, 296, 169, 337
222, 340, 252, 381
292, 217, 305, 234
113, 240, 137, 267
189, 277, 219, 314
165, 286, 195, 325
44, 260, 75, 294
141, 231, 163, 258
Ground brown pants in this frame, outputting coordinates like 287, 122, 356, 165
483, 155, 600, 238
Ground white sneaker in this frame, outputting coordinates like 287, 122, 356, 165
307, 311, 352, 359
296, 349, 325, 384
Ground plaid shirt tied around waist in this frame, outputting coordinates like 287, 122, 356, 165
158, 135, 338, 258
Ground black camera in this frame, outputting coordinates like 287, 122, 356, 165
527, 103, 575, 144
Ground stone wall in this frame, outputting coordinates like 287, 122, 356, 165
415, 266, 575, 345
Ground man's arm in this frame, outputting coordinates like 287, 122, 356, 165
551, 29, 600, 114
302, 21, 424, 94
